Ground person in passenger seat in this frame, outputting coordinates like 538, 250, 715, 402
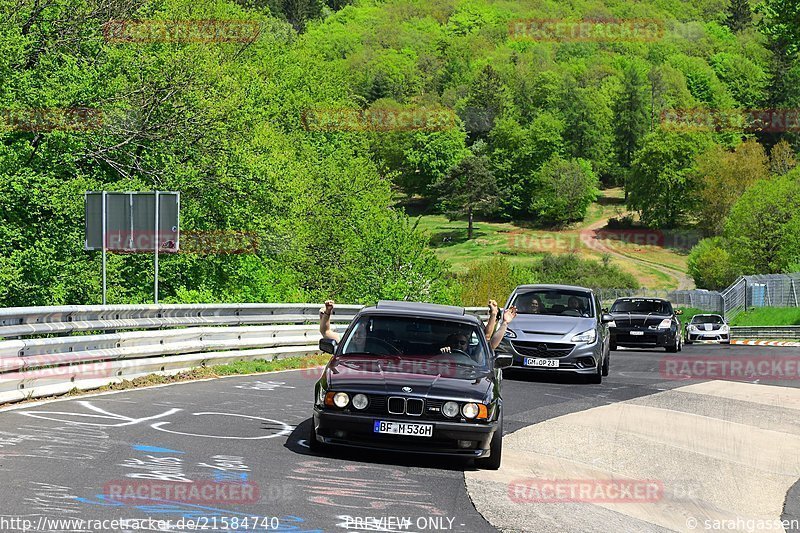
319, 299, 340, 341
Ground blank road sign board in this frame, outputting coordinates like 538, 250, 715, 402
85, 192, 180, 252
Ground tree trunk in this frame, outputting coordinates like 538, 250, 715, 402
468, 206, 474, 240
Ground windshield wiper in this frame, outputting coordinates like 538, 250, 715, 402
341, 352, 401, 361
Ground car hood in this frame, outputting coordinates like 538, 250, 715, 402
507, 314, 596, 339
325, 356, 492, 401
610, 312, 670, 327
689, 322, 724, 331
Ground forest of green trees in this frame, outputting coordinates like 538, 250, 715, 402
1, 0, 799, 306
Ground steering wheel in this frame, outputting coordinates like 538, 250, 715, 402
436, 349, 476, 364
366, 337, 402, 356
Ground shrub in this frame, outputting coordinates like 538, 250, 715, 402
687, 237, 739, 290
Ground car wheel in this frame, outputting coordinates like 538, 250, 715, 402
308, 423, 323, 452
588, 359, 602, 384
685, 337, 693, 345
609, 340, 617, 351
476, 411, 503, 470
678, 338, 682, 352
601, 350, 610, 376
665, 334, 679, 353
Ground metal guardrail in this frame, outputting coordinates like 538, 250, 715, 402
0, 303, 364, 338
0, 304, 488, 405
730, 326, 800, 340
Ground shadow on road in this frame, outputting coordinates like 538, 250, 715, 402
283, 418, 481, 471
502, 368, 595, 385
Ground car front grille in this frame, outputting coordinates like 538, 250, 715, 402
511, 341, 574, 357
388, 397, 406, 414
347, 394, 457, 421
406, 398, 424, 416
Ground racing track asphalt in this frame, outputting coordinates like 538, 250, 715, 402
0, 343, 798, 533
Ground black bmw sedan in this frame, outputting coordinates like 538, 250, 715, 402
608, 297, 683, 352
310, 300, 510, 469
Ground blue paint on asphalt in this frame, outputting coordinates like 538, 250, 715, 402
132, 444, 186, 454
213, 471, 249, 482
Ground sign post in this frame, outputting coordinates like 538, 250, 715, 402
101, 191, 107, 305
154, 190, 159, 303
85, 191, 179, 304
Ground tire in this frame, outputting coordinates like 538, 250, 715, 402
609, 339, 617, 351
476, 412, 503, 470
678, 338, 682, 352
665, 334, 679, 353
588, 358, 602, 384
308, 422, 323, 452
601, 350, 610, 376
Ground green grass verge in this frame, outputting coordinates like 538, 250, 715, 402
729, 308, 800, 327
9, 353, 332, 406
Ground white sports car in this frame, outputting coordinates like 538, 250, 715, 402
684, 314, 730, 344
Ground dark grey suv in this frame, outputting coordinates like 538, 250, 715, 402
495, 284, 613, 384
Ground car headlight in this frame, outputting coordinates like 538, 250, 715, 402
442, 401, 460, 418
333, 392, 349, 408
720, 325, 729, 332
571, 329, 596, 344
657, 318, 672, 329
351, 393, 368, 410
462, 403, 480, 419
504, 329, 516, 339
688, 325, 697, 331
606, 321, 616, 328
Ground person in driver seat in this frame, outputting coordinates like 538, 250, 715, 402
567, 296, 585, 314
440, 332, 469, 353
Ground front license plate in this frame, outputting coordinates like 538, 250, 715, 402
524, 357, 559, 368
373, 420, 433, 437
630, 330, 644, 336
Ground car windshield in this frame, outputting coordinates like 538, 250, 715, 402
340, 315, 489, 367
691, 315, 723, 324
510, 289, 594, 317
611, 299, 673, 315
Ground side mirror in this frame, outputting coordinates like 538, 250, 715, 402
495, 352, 513, 369
602, 313, 614, 323
319, 338, 337, 355
675, 309, 683, 315
602, 307, 609, 313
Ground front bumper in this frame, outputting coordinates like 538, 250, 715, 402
498, 339, 600, 375
686, 330, 730, 343
313, 409, 498, 457
611, 327, 674, 348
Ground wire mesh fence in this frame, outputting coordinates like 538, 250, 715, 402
721, 273, 800, 322
594, 288, 724, 312
595, 273, 799, 320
